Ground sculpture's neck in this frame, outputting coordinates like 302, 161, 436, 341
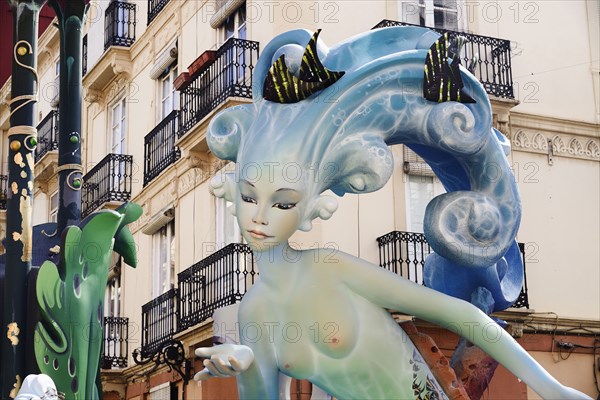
255, 241, 302, 288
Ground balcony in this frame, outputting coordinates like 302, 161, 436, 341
102, 316, 129, 369
35, 110, 59, 163
178, 38, 259, 137
104, 1, 137, 50
144, 110, 181, 186
133, 243, 256, 371
376, 231, 529, 309
178, 243, 256, 332
147, 0, 170, 25
81, 153, 133, 218
0, 175, 7, 210
139, 288, 178, 359
373, 20, 514, 99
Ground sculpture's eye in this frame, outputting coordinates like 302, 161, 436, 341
241, 194, 256, 204
273, 203, 296, 210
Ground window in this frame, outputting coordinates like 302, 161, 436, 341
400, 0, 462, 31
49, 59, 60, 105
219, 4, 246, 45
218, 5, 250, 88
111, 98, 126, 155
152, 221, 175, 298
406, 175, 434, 233
149, 383, 177, 400
216, 196, 241, 248
49, 191, 58, 223
105, 256, 121, 318
159, 65, 179, 121
215, 164, 241, 248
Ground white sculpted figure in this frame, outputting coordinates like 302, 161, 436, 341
193, 28, 591, 400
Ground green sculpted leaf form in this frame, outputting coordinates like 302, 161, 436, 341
34, 203, 142, 400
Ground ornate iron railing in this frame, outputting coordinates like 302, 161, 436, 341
35, 110, 59, 163
178, 243, 256, 332
81, 153, 133, 218
144, 110, 181, 186
140, 288, 178, 359
179, 38, 259, 137
0, 175, 7, 210
102, 317, 129, 369
105, 1, 136, 50
376, 231, 529, 308
147, 0, 170, 25
82, 34, 88, 75
372, 20, 514, 99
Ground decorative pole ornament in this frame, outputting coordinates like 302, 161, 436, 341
1, 0, 47, 397
48, 0, 89, 237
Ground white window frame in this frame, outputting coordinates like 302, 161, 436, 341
158, 65, 179, 122
49, 191, 58, 223
50, 58, 60, 104
110, 97, 126, 155
152, 220, 176, 298
398, 0, 466, 31
218, 4, 246, 46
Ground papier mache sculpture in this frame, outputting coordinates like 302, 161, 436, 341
192, 27, 590, 399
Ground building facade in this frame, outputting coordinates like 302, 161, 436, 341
0, 1, 599, 399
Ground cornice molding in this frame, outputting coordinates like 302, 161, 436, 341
510, 112, 600, 161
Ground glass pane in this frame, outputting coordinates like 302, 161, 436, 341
224, 14, 235, 40
408, 175, 434, 233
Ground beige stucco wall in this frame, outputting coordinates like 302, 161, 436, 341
513, 149, 600, 319
527, 351, 597, 398
471, 0, 599, 124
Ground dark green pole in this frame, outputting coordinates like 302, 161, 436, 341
50, 0, 88, 237
2, 0, 46, 397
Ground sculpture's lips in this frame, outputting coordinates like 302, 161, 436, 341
248, 230, 272, 239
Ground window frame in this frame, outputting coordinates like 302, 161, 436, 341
152, 220, 176, 298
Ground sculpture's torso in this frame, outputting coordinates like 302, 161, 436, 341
239, 249, 446, 400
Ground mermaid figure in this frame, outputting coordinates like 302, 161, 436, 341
194, 27, 590, 399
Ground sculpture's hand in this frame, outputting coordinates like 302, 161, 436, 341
193, 344, 254, 381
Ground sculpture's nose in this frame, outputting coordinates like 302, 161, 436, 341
252, 206, 269, 225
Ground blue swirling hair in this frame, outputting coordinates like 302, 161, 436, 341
207, 27, 523, 311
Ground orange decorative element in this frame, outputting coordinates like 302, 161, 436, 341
188, 50, 217, 78
7, 322, 20, 346
174, 72, 192, 91
401, 321, 470, 400
10, 140, 21, 151
9, 374, 22, 399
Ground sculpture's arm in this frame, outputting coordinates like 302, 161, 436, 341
336, 252, 591, 400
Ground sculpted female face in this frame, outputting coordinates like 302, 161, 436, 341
235, 162, 308, 249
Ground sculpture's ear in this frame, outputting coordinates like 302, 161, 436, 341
298, 195, 338, 232
207, 104, 256, 162
210, 172, 238, 216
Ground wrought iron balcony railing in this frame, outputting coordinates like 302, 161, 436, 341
35, 110, 59, 163
147, 0, 170, 25
376, 231, 529, 309
140, 288, 178, 359
105, 0, 137, 50
178, 243, 256, 332
373, 20, 514, 99
0, 175, 7, 210
102, 316, 129, 369
81, 153, 133, 218
82, 34, 88, 75
144, 109, 181, 186
179, 38, 259, 137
